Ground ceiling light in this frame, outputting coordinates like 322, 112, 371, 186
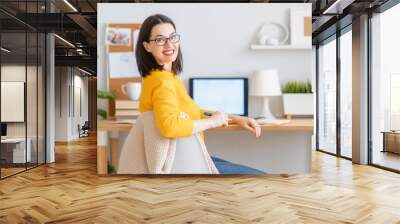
54, 34, 75, 48
323, 0, 355, 15
63, 0, 78, 12
1, 47, 11, 53
78, 67, 93, 76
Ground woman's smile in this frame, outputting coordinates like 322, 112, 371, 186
162, 48, 175, 56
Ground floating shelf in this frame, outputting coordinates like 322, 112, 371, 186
250, 44, 311, 50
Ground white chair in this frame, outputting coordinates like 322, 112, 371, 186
117, 112, 218, 174
171, 134, 212, 174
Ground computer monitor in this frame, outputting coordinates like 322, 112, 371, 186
189, 78, 248, 116
1, 123, 7, 137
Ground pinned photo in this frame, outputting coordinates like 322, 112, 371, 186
105, 27, 131, 46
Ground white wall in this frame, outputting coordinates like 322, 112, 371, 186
55, 67, 69, 141
55, 67, 89, 141
97, 3, 312, 117
73, 73, 89, 138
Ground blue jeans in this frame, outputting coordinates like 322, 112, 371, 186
211, 157, 265, 174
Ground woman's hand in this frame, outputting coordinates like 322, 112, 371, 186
209, 111, 229, 127
230, 115, 261, 138
192, 111, 229, 134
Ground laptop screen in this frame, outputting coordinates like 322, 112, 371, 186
189, 78, 248, 116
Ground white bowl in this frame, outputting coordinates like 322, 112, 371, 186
257, 22, 289, 45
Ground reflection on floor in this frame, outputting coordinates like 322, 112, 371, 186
0, 162, 42, 178
373, 150, 400, 171
341, 147, 352, 158
0, 167, 25, 177
0, 135, 400, 223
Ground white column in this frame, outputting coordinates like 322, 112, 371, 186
46, 32, 55, 163
352, 14, 369, 164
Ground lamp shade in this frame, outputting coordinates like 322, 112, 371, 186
249, 69, 282, 96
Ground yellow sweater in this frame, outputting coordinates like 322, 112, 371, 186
139, 69, 212, 138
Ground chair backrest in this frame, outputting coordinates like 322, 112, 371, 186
117, 111, 218, 174
170, 134, 212, 174
117, 113, 147, 174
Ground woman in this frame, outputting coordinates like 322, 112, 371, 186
136, 14, 261, 146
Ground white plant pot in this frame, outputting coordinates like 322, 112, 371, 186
283, 93, 314, 116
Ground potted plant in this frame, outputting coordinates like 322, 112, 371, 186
282, 80, 313, 119
97, 90, 117, 174
97, 90, 116, 119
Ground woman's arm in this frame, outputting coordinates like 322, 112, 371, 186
228, 115, 261, 137
199, 108, 261, 137
192, 111, 229, 134
152, 80, 195, 138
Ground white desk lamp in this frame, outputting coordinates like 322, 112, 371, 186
249, 69, 282, 120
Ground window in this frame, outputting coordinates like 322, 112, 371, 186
340, 29, 352, 158
316, 25, 353, 159
370, 2, 400, 171
317, 37, 337, 155
390, 74, 400, 130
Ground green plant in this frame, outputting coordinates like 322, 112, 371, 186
97, 109, 107, 119
282, 80, 312, 93
97, 90, 116, 100
97, 90, 116, 119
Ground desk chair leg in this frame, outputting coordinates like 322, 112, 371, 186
97, 131, 108, 175
110, 131, 119, 170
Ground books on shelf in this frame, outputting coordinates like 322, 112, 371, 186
115, 100, 140, 118
115, 100, 139, 109
115, 110, 140, 116
113, 119, 136, 124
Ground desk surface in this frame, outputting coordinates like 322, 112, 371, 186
98, 118, 314, 132
1, 138, 26, 143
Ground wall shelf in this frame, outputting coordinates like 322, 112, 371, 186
250, 44, 311, 50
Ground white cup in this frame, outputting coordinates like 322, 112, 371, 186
121, 82, 141, 101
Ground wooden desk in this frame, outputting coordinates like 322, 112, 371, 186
381, 131, 400, 154
97, 119, 313, 175
98, 119, 313, 132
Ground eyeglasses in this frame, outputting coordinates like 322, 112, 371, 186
148, 34, 180, 46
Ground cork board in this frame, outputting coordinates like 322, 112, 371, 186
107, 23, 141, 53
107, 23, 142, 100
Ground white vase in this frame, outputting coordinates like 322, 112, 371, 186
282, 93, 314, 116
